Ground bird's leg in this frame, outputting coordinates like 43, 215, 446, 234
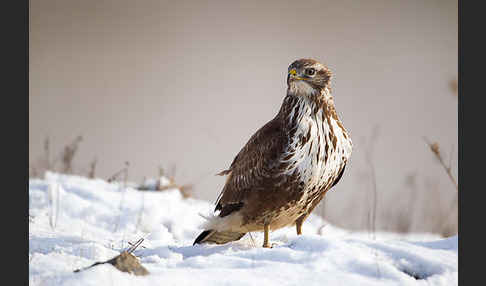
263, 222, 271, 248
296, 215, 305, 235
296, 192, 327, 235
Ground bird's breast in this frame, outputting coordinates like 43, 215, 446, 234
281, 105, 351, 197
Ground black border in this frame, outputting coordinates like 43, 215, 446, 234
459, 0, 486, 284
4, 0, 28, 283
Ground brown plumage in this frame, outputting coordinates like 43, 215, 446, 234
194, 58, 352, 247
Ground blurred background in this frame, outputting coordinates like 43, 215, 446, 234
29, 0, 458, 236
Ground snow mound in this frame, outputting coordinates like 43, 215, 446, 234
29, 172, 458, 285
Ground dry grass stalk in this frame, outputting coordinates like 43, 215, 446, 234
88, 157, 97, 179
395, 173, 418, 233
44, 137, 51, 170
363, 127, 382, 278
107, 162, 130, 183
367, 162, 378, 240
423, 137, 458, 191
423, 137, 458, 236
364, 126, 380, 240
158, 166, 165, 177
60, 136, 83, 174
30, 135, 88, 178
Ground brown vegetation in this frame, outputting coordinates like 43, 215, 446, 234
29, 136, 194, 199
74, 238, 148, 275
423, 138, 458, 236
30, 130, 457, 236
136, 166, 194, 198
30, 136, 86, 178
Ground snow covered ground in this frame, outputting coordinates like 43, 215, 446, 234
29, 172, 458, 285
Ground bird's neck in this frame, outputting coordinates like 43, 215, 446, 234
279, 87, 335, 121
279, 86, 352, 158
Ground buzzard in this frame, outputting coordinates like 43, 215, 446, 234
194, 58, 352, 248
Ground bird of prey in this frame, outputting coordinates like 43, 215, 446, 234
194, 58, 352, 248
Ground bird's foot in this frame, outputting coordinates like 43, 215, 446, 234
262, 242, 280, 248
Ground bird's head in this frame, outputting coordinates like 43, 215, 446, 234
287, 58, 332, 97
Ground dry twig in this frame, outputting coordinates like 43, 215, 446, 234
126, 238, 145, 253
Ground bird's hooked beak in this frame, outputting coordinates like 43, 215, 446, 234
288, 69, 305, 81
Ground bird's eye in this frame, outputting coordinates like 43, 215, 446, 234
305, 68, 316, 76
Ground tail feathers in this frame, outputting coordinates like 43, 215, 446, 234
193, 229, 246, 245
193, 230, 213, 245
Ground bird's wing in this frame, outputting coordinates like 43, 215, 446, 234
214, 118, 287, 216
330, 164, 346, 189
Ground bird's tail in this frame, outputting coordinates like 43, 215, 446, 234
193, 229, 246, 245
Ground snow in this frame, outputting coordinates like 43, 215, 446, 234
29, 172, 458, 285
